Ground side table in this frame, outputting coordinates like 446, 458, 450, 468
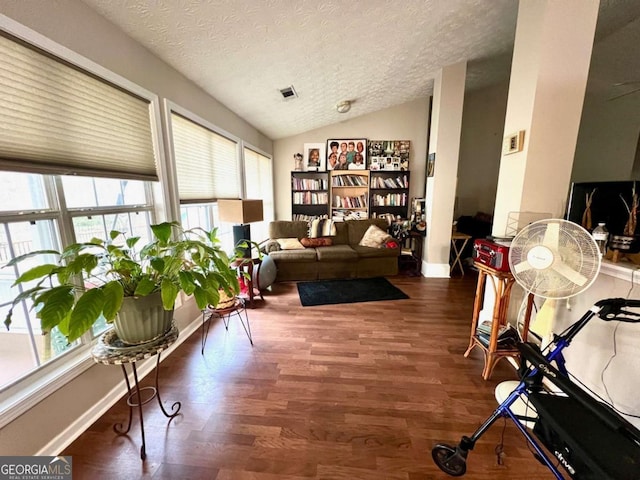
231, 257, 263, 307
464, 262, 533, 379
450, 232, 472, 276
92, 324, 181, 460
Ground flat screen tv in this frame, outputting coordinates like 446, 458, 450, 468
566, 181, 636, 235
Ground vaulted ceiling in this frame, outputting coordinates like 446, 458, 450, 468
80, 0, 640, 140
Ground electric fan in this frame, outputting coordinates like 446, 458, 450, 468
509, 219, 601, 300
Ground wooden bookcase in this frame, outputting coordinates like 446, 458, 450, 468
291, 171, 330, 220
330, 170, 370, 220
369, 171, 410, 219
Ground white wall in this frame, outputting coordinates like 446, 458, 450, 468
0, 0, 272, 455
273, 99, 431, 220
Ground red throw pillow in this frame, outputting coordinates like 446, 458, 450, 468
300, 237, 333, 247
383, 240, 399, 249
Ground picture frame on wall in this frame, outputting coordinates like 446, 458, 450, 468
368, 140, 410, 171
427, 152, 436, 177
326, 139, 367, 170
303, 143, 326, 171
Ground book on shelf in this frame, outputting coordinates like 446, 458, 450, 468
370, 175, 408, 189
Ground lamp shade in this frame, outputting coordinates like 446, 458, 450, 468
218, 199, 264, 224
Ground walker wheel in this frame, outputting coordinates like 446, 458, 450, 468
432, 443, 467, 476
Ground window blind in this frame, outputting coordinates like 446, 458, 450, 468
244, 147, 274, 242
0, 33, 157, 180
171, 113, 240, 202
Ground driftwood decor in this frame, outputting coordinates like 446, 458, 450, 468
581, 188, 596, 231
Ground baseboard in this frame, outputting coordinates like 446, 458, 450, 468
36, 316, 203, 456
423, 261, 450, 278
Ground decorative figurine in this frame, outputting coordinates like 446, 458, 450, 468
294, 153, 303, 171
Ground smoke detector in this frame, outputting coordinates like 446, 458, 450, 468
336, 100, 351, 113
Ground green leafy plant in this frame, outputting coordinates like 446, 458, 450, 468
3, 222, 240, 343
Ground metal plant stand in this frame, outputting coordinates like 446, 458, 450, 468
91, 324, 181, 460
201, 298, 253, 354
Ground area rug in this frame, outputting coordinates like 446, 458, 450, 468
297, 277, 409, 307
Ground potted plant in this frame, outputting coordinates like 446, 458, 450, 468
3, 222, 240, 345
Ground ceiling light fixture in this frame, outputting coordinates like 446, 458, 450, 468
336, 100, 351, 113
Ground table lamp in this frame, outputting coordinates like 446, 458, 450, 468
218, 199, 264, 258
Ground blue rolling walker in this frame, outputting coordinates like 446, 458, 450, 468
432, 298, 640, 479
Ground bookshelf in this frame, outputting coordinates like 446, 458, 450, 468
369, 171, 410, 219
291, 171, 329, 221
330, 170, 370, 220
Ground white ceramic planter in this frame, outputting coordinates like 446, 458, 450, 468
113, 292, 173, 345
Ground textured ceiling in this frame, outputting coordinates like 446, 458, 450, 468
80, 0, 640, 140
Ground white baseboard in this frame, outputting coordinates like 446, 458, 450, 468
37, 317, 203, 456
423, 261, 450, 278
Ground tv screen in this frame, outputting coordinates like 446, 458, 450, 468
566, 181, 636, 235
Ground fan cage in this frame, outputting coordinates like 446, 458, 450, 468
508, 219, 601, 299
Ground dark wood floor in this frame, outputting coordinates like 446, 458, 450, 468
63, 273, 553, 479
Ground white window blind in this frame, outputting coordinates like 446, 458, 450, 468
244, 147, 274, 242
171, 113, 240, 202
0, 33, 157, 180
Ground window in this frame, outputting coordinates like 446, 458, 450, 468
0, 23, 160, 416
169, 104, 241, 255
180, 203, 234, 254
0, 173, 155, 393
244, 146, 274, 243
171, 111, 240, 202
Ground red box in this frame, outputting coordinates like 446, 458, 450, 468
472, 239, 511, 272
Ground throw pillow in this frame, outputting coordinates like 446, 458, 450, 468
383, 239, 400, 249
359, 224, 392, 248
309, 218, 337, 238
277, 237, 305, 250
300, 237, 333, 247
261, 239, 281, 254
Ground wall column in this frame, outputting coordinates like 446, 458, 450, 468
492, 0, 599, 236
424, 61, 466, 277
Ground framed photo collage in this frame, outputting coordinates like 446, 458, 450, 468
301, 140, 410, 172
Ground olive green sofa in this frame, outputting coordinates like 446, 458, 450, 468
267, 218, 400, 282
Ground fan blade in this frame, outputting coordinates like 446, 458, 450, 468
552, 261, 587, 286
513, 260, 533, 274
542, 222, 559, 249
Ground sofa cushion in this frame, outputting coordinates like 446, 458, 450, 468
277, 238, 305, 250
308, 218, 336, 238
316, 245, 358, 262
332, 221, 350, 245
269, 248, 317, 262
269, 220, 309, 240
359, 224, 392, 248
347, 219, 390, 245
301, 237, 333, 247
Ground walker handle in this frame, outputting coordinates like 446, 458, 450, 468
595, 298, 640, 322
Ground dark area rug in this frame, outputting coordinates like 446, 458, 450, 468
297, 277, 409, 307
